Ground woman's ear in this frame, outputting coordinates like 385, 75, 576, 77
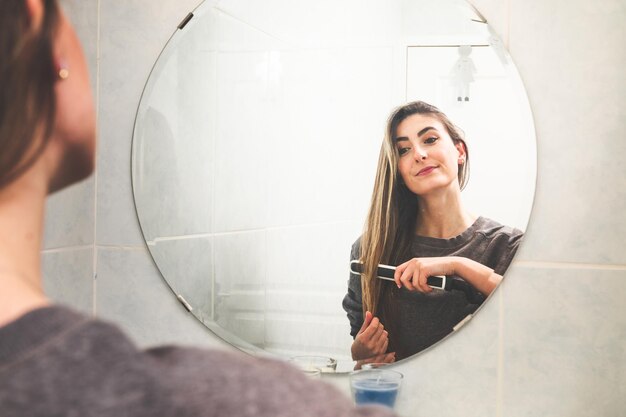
25, 0, 44, 31
455, 141, 467, 161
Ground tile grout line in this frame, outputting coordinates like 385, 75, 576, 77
210, 26, 218, 323
513, 260, 626, 270
497, 281, 504, 417
96, 244, 146, 251
92, 0, 102, 318
42, 244, 93, 254
41, 243, 149, 253
498, 4, 510, 416
504, 0, 511, 50
144, 220, 365, 243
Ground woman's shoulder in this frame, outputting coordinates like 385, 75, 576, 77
474, 217, 523, 246
350, 235, 363, 259
471, 217, 524, 274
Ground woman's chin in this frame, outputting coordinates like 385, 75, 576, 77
48, 145, 95, 193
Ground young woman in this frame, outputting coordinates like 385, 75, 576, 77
0, 1, 395, 415
343, 101, 523, 363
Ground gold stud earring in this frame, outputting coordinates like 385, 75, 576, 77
56, 60, 70, 80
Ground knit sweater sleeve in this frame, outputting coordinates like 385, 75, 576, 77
342, 238, 364, 339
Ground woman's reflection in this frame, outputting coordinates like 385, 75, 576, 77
343, 101, 523, 366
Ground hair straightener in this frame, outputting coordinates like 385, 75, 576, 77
349, 260, 485, 304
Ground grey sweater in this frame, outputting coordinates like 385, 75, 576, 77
0, 306, 395, 417
342, 217, 523, 360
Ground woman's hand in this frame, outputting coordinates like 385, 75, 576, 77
351, 311, 392, 361
354, 352, 396, 370
393, 257, 455, 293
393, 256, 502, 296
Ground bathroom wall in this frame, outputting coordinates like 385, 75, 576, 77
45, 0, 625, 416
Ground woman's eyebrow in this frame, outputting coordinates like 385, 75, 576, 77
394, 126, 438, 142
417, 126, 437, 137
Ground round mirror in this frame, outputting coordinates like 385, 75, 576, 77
132, 0, 536, 372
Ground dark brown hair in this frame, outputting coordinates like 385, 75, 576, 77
0, 0, 60, 188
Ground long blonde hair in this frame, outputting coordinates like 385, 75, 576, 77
359, 101, 470, 317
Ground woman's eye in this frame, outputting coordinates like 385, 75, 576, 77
398, 147, 410, 156
424, 136, 439, 144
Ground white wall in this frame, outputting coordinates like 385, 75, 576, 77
44, 0, 626, 415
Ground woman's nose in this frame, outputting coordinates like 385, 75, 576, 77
413, 147, 427, 161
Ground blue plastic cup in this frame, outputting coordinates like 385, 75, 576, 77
350, 369, 403, 409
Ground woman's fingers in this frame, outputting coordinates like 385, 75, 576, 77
366, 352, 395, 365
399, 262, 417, 291
371, 322, 389, 352
357, 310, 373, 335
368, 321, 386, 352
380, 352, 395, 363
352, 317, 391, 361
411, 265, 421, 292
394, 259, 418, 290
395, 258, 439, 293
411, 260, 431, 293
395, 259, 427, 293
354, 316, 387, 358
416, 268, 432, 293
393, 262, 406, 288
361, 317, 381, 339
380, 335, 389, 354
372, 329, 388, 352
354, 352, 396, 370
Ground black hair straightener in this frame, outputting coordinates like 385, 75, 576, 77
349, 260, 485, 304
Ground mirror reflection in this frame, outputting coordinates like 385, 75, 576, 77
132, 0, 536, 372
344, 101, 523, 367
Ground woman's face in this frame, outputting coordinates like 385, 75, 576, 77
49, 9, 96, 191
394, 113, 465, 197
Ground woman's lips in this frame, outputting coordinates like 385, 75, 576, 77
417, 166, 437, 176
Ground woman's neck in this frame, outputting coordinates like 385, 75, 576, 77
0, 173, 50, 327
414, 187, 476, 238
